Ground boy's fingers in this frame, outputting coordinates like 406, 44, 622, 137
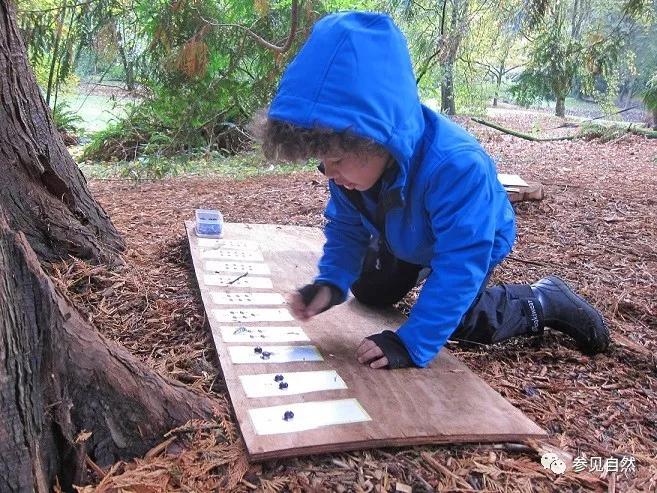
305, 286, 331, 316
287, 292, 309, 320
370, 356, 389, 369
357, 344, 384, 364
356, 339, 376, 357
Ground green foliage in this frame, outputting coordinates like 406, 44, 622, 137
51, 100, 83, 133
643, 72, 657, 110
453, 68, 496, 115
79, 147, 316, 181
510, 21, 580, 108
82, 89, 250, 161
510, 0, 650, 116
577, 122, 628, 142
19, 0, 657, 149
79, 0, 321, 160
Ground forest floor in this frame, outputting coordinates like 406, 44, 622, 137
62, 112, 656, 492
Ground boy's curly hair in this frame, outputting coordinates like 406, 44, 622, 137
250, 108, 387, 161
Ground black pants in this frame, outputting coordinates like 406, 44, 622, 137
350, 239, 542, 345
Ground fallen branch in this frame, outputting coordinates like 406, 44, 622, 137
624, 124, 657, 139
472, 117, 657, 141
471, 118, 577, 141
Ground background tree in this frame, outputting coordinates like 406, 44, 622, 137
510, 0, 588, 117
396, 0, 530, 115
395, 0, 473, 115
457, 0, 524, 108
643, 71, 657, 128
80, 0, 314, 161
510, 0, 652, 117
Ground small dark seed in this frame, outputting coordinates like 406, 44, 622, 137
254, 346, 263, 354
283, 410, 294, 421
279, 382, 289, 390
274, 374, 284, 382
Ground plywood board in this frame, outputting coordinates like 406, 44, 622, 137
186, 222, 546, 460
507, 182, 544, 203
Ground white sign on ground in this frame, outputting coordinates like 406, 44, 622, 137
218, 325, 309, 343
248, 399, 371, 435
228, 345, 323, 364
240, 370, 347, 398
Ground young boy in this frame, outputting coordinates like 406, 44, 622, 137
254, 11, 609, 369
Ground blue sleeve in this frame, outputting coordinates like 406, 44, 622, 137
314, 180, 370, 298
396, 150, 498, 367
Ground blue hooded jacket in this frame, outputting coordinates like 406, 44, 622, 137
269, 12, 516, 367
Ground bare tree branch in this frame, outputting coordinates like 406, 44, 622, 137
200, 0, 299, 54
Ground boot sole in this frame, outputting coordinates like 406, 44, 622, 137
546, 276, 610, 354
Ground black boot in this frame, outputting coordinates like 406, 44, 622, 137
530, 276, 610, 354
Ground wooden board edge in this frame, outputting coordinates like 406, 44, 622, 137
247, 432, 548, 461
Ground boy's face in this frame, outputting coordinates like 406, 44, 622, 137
319, 151, 390, 191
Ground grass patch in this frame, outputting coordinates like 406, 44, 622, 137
59, 93, 132, 134
79, 148, 317, 181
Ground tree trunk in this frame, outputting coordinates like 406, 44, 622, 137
493, 68, 503, 107
555, 96, 566, 117
0, 213, 217, 491
118, 43, 136, 91
0, 0, 124, 264
116, 28, 136, 92
652, 108, 657, 130
441, 64, 457, 115
438, 0, 468, 116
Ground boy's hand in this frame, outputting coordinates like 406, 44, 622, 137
357, 330, 416, 369
288, 285, 333, 321
287, 282, 344, 321
356, 338, 389, 368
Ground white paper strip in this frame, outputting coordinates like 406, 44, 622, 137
201, 249, 264, 261
240, 371, 347, 398
205, 261, 271, 275
198, 238, 260, 250
249, 399, 371, 435
228, 345, 323, 364
498, 173, 529, 188
203, 275, 273, 289
211, 292, 286, 306
219, 325, 309, 343
213, 308, 294, 323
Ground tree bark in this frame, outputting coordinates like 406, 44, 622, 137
555, 96, 566, 117
493, 66, 503, 107
438, 0, 468, 116
652, 108, 657, 130
117, 42, 136, 91
0, 213, 217, 491
116, 25, 136, 92
1, 0, 124, 264
441, 64, 457, 115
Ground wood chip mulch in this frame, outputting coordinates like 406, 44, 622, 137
58, 116, 656, 492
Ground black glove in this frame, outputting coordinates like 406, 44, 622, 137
297, 281, 344, 315
366, 330, 417, 369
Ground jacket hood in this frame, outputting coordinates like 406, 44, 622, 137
268, 11, 425, 172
